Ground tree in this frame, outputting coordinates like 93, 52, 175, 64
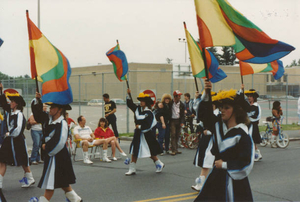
207, 47, 221, 63
166, 58, 173, 64
219, 46, 236, 65
290, 59, 297, 67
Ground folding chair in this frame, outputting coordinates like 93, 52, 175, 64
72, 136, 100, 162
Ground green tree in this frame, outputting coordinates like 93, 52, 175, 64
290, 59, 297, 67
220, 46, 236, 65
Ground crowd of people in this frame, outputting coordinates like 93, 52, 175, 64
0, 81, 286, 202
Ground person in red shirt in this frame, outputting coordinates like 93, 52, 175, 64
94, 118, 127, 160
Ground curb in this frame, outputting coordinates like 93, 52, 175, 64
119, 136, 133, 141
289, 138, 300, 141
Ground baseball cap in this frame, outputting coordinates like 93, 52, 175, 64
173, 90, 182, 96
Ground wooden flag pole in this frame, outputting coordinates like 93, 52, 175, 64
35, 76, 39, 93
125, 78, 132, 100
202, 47, 219, 155
194, 77, 199, 92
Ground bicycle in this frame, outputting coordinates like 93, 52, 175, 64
180, 119, 200, 149
260, 116, 289, 148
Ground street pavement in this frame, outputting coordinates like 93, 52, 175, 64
2, 130, 300, 202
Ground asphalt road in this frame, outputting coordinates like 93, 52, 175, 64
2, 139, 300, 201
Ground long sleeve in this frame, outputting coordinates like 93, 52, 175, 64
8, 112, 25, 138
46, 120, 68, 156
126, 96, 137, 113
0, 94, 10, 112
247, 104, 261, 122
31, 98, 48, 125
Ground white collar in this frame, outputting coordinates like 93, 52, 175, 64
141, 106, 150, 112
11, 110, 20, 115
223, 122, 248, 135
252, 102, 258, 106
49, 115, 64, 125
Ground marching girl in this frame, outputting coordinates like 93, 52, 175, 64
31, 92, 81, 202
195, 80, 254, 201
0, 85, 35, 202
245, 89, 262, 161
191, 91, 217, 192
125, 89, 164, 175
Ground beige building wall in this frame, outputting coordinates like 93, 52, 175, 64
70, 63, 300, 101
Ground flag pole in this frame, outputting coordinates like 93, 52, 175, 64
35, 76, 39, 93
194, 77, 199, 92
202, 47, 219, 155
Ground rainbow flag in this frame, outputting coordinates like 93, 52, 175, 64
194, 0, 295, 64
106, 43, 128, 81
240, 60, 284, 80
0, 38, 3, 47
184, 22, 226, 83
26, 11, 73, 105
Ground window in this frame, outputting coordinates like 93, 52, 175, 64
283, 75, 287, 82
266, 75, 269, 82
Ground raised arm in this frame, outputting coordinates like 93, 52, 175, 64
31, 92, 48, 125
126, 88, 137, 112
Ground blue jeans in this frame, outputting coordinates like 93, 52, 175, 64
157, 122, 170, 152
30, 129, 43, 162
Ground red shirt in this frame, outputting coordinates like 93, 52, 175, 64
67, 118, 75, 127
94, 127, 114, 139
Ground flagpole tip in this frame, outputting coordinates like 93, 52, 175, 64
183, 21, 186, 29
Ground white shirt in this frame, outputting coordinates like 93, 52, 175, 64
30, 113, 42, 131
73, 125, 92, 139
171, 101, 180, 119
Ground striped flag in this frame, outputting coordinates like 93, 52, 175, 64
184, 22, 226, 83
194, 0, 295, 64
106, 42, 128, 81
26, 11, 73, 105
240, 60, 284, 80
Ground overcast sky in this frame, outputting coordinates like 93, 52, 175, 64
0, 0, 299, 77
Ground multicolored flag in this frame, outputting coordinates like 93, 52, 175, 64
240, 60, 284, 80
0, 38, 3, 47
26, 11, 73, 105
194, 0, 295, 64
184, 22, 227, 83
106, 42, 128, 81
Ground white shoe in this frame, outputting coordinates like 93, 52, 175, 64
65, 190, 82, 202
155, 160, 165, 173
103, 157, 111, 163
38, 196, 49, 202
120, 152, 127, 157
83, 158, 93, 164
112, 157, 117, 161
125, 163, 136, 176
191, 176, 205, 191
21, 172, 35, 188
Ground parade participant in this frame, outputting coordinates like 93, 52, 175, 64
245, 89, 262, 161
195, 80, 254, 201
103, 93, 119, 139
184, 93, 195, 133
271, 101, 283, 148
160, 94, 172, 154
191, 91, 216, 192
169, 90, 185, 156
125, 89, 164, 175
94, 118, 127, 160
73, 116, 111, 163
31, 92, 82, 202
0, 84, 35, 199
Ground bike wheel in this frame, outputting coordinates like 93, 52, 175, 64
276, 132, 289, 148
180, 133, 189, 148
188, 133, 198, 149
260, 131, 268, 147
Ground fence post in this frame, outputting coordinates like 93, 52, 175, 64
252, 74, 254, 89
286, 74, 288, 124
126, 72, 129, 133
171, 70, 174, 95
102, 73, 105, 118
78, 75, 81, 116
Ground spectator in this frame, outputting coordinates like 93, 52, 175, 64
271, 101, 283, 147
160, 94, 172, 154
169, 90, 185, 156
103, 94, 119, 139
73, 116, 111, 164
94, 118, 127, 160
65, 112, 76, 128
184, 93, 195, 133
29, 103, 48, 165
298, 97, 300, 125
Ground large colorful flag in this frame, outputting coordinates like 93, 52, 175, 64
0, 38, 3, 47
240, 60, 284, 80
194, 0, 295, 64
26, 11, 73, 105
184, 22, 227, 83
106, 42, 128, 81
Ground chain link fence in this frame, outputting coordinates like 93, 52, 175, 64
1, 68, 300, 133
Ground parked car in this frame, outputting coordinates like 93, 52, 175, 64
279, 95, 296, 100
111, 98, 126, 105
87, 99, 103, 106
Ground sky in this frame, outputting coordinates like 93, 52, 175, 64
0, 0, 299, 77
